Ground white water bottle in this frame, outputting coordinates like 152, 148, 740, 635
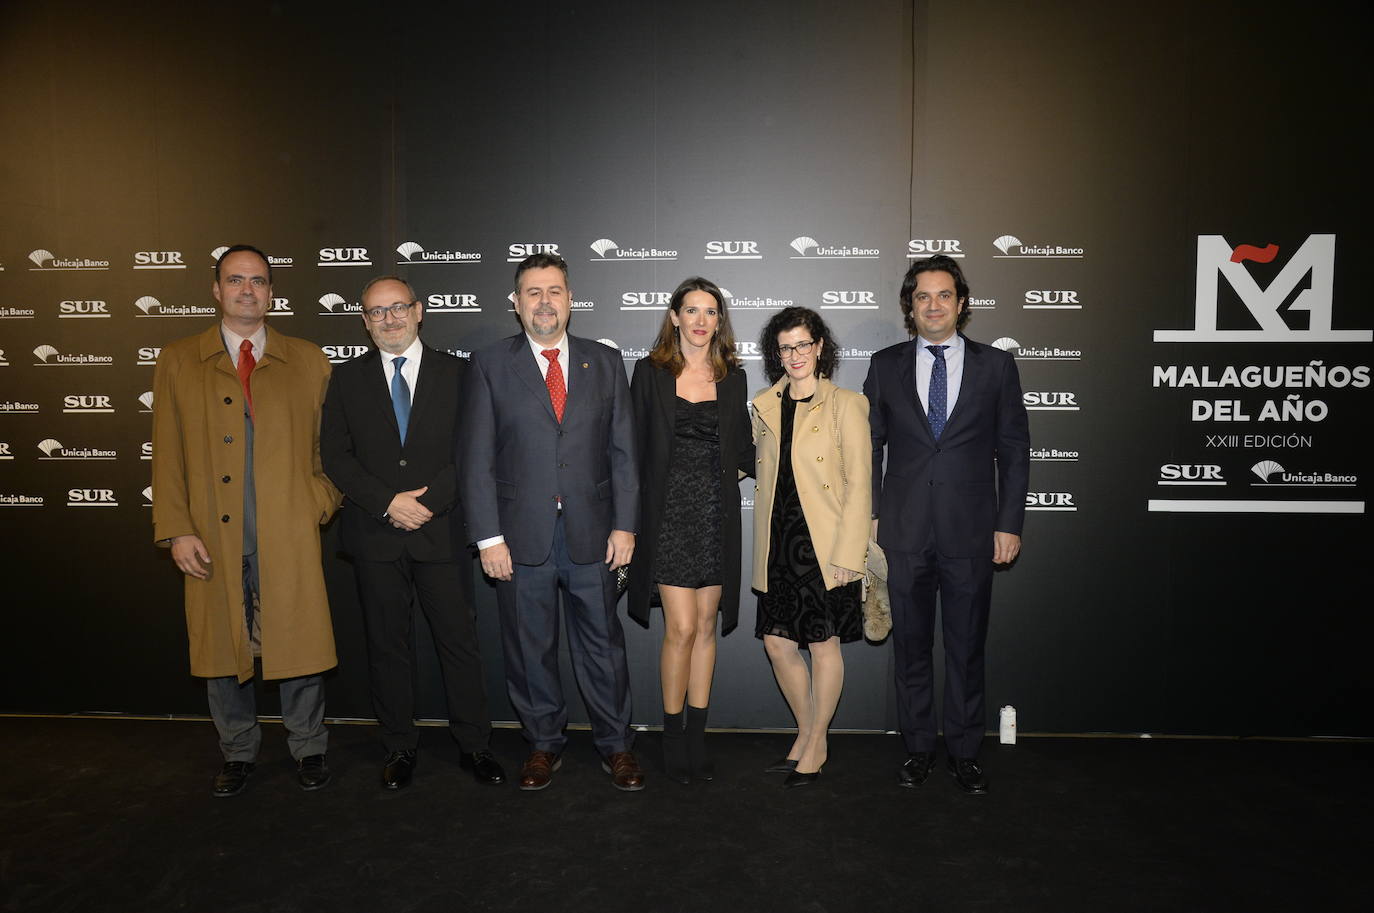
999, 705, 1017, 744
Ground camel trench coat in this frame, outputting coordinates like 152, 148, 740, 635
751, 376, 871, 592
152, 324, 340, 682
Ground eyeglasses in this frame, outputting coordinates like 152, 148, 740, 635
363, 301, 416, 322
777, 340, 816, 358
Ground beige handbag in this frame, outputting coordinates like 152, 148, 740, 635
861, 538, 892, 641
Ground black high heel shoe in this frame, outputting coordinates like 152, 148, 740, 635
782, 768, 822, 789
764, 758, 799, 774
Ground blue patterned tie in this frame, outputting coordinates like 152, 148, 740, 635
927, 345, 948, 440
390, 355, 410, 444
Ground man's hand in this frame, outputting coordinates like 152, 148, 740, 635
606, 529, 635, 571
385, 487, 432, 531
171, 535, 212, 579
479, 542, 514, 581
993, 531, 1021, 565
828, 564, 861, 585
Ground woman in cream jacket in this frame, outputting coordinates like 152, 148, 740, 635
751, 307, 871, 788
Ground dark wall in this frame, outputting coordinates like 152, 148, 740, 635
0, 0, 1368, 736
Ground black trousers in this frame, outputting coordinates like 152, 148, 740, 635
355, 553, 491, 754
886, 541, 995, 760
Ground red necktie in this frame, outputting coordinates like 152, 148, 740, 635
541, 349, 566, 422
237, 339, 256, 422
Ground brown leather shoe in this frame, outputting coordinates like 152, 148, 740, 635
601, 751, 646, 791
518, 750, 561, 791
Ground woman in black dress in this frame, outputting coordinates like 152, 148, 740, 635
628, 277, 753, 783
750, 307, 871, 788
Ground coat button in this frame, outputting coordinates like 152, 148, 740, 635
221, 475, 231, 483
221, 514, 230, 523
812, 426, 819, 432
224, 396, 233, 405
223, 434, 233, 444
816, 456, 824, 462
399, 459, 407, 467
823, 483, 831, 490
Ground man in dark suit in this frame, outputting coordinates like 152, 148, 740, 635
321, 276, 504, 790
862, 255, 1030, 795
462, 253, 643, 791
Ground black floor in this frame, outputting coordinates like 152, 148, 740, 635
1, 718, 1367, 913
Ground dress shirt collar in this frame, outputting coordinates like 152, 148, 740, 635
221, 321, 267, 365
381, 336, 424, 369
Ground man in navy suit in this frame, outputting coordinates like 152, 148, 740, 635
462, 253, 643, 791
862, 255, 1030, 795
321, 276, 504, 790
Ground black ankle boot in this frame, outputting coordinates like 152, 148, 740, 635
662, 710, 689, 784
685, 705, 714, 781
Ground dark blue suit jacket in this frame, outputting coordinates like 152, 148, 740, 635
863, 335, 1030, 558
462, 333, 639, 566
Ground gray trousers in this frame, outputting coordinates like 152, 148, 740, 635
206, 672, 328, 762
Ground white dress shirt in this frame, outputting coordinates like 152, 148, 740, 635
914, 332, 965, 421
526, 332, 570, 391
222, 322, 267, 367
380, 336, 424, 404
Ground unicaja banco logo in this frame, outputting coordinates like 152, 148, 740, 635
396, 241, 481, 264
789, 236, 878, 260
992, 236, 1021, 255
1155, 235, 1369, 343
589, 238, 678, 261
37, 439, 63, 457
28, 249, 109, 270
1251, 460, 1283, 482
318, 293, 361, 315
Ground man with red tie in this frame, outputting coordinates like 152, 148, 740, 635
152, 245, 340, 797
462, 253, 643, 791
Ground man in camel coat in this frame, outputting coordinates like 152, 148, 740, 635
152, 244, 340, 797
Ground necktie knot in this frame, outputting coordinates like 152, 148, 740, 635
541, 349, 558, 362
927, 344, 948, 358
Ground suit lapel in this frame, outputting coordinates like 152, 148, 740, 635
563, 336, 596, 423
366, 350, 401, 439
654, 359, 677, 426
943, 335, 980, 435
511, 334, 558, 422
406, 343, 437, 431
899, 339, 936, 444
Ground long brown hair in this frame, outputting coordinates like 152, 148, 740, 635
647, 277, 740, 381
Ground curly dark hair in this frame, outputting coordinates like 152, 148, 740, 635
760, 306, 839, 384
899, 254, 970, 335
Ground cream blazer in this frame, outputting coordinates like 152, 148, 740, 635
751, 376, 871, 591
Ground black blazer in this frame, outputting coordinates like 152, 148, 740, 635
461, 333, 639, 566
320, 343, 468, 562
626, 358, 754, 634
863, 334, 1030, 558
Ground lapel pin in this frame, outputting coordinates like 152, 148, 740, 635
581, 362, 589, 368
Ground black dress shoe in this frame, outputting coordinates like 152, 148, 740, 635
459, 750, 506, 785
782, 768, 822, 789
382, 750, 416, 790
764, 757, 799, 774
947, 757, 989, 795
212, 761, 255, 798
296, 754, 331, 791
898, 752, 936, 788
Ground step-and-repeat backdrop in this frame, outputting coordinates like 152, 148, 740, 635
1, 1, 1368, 735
